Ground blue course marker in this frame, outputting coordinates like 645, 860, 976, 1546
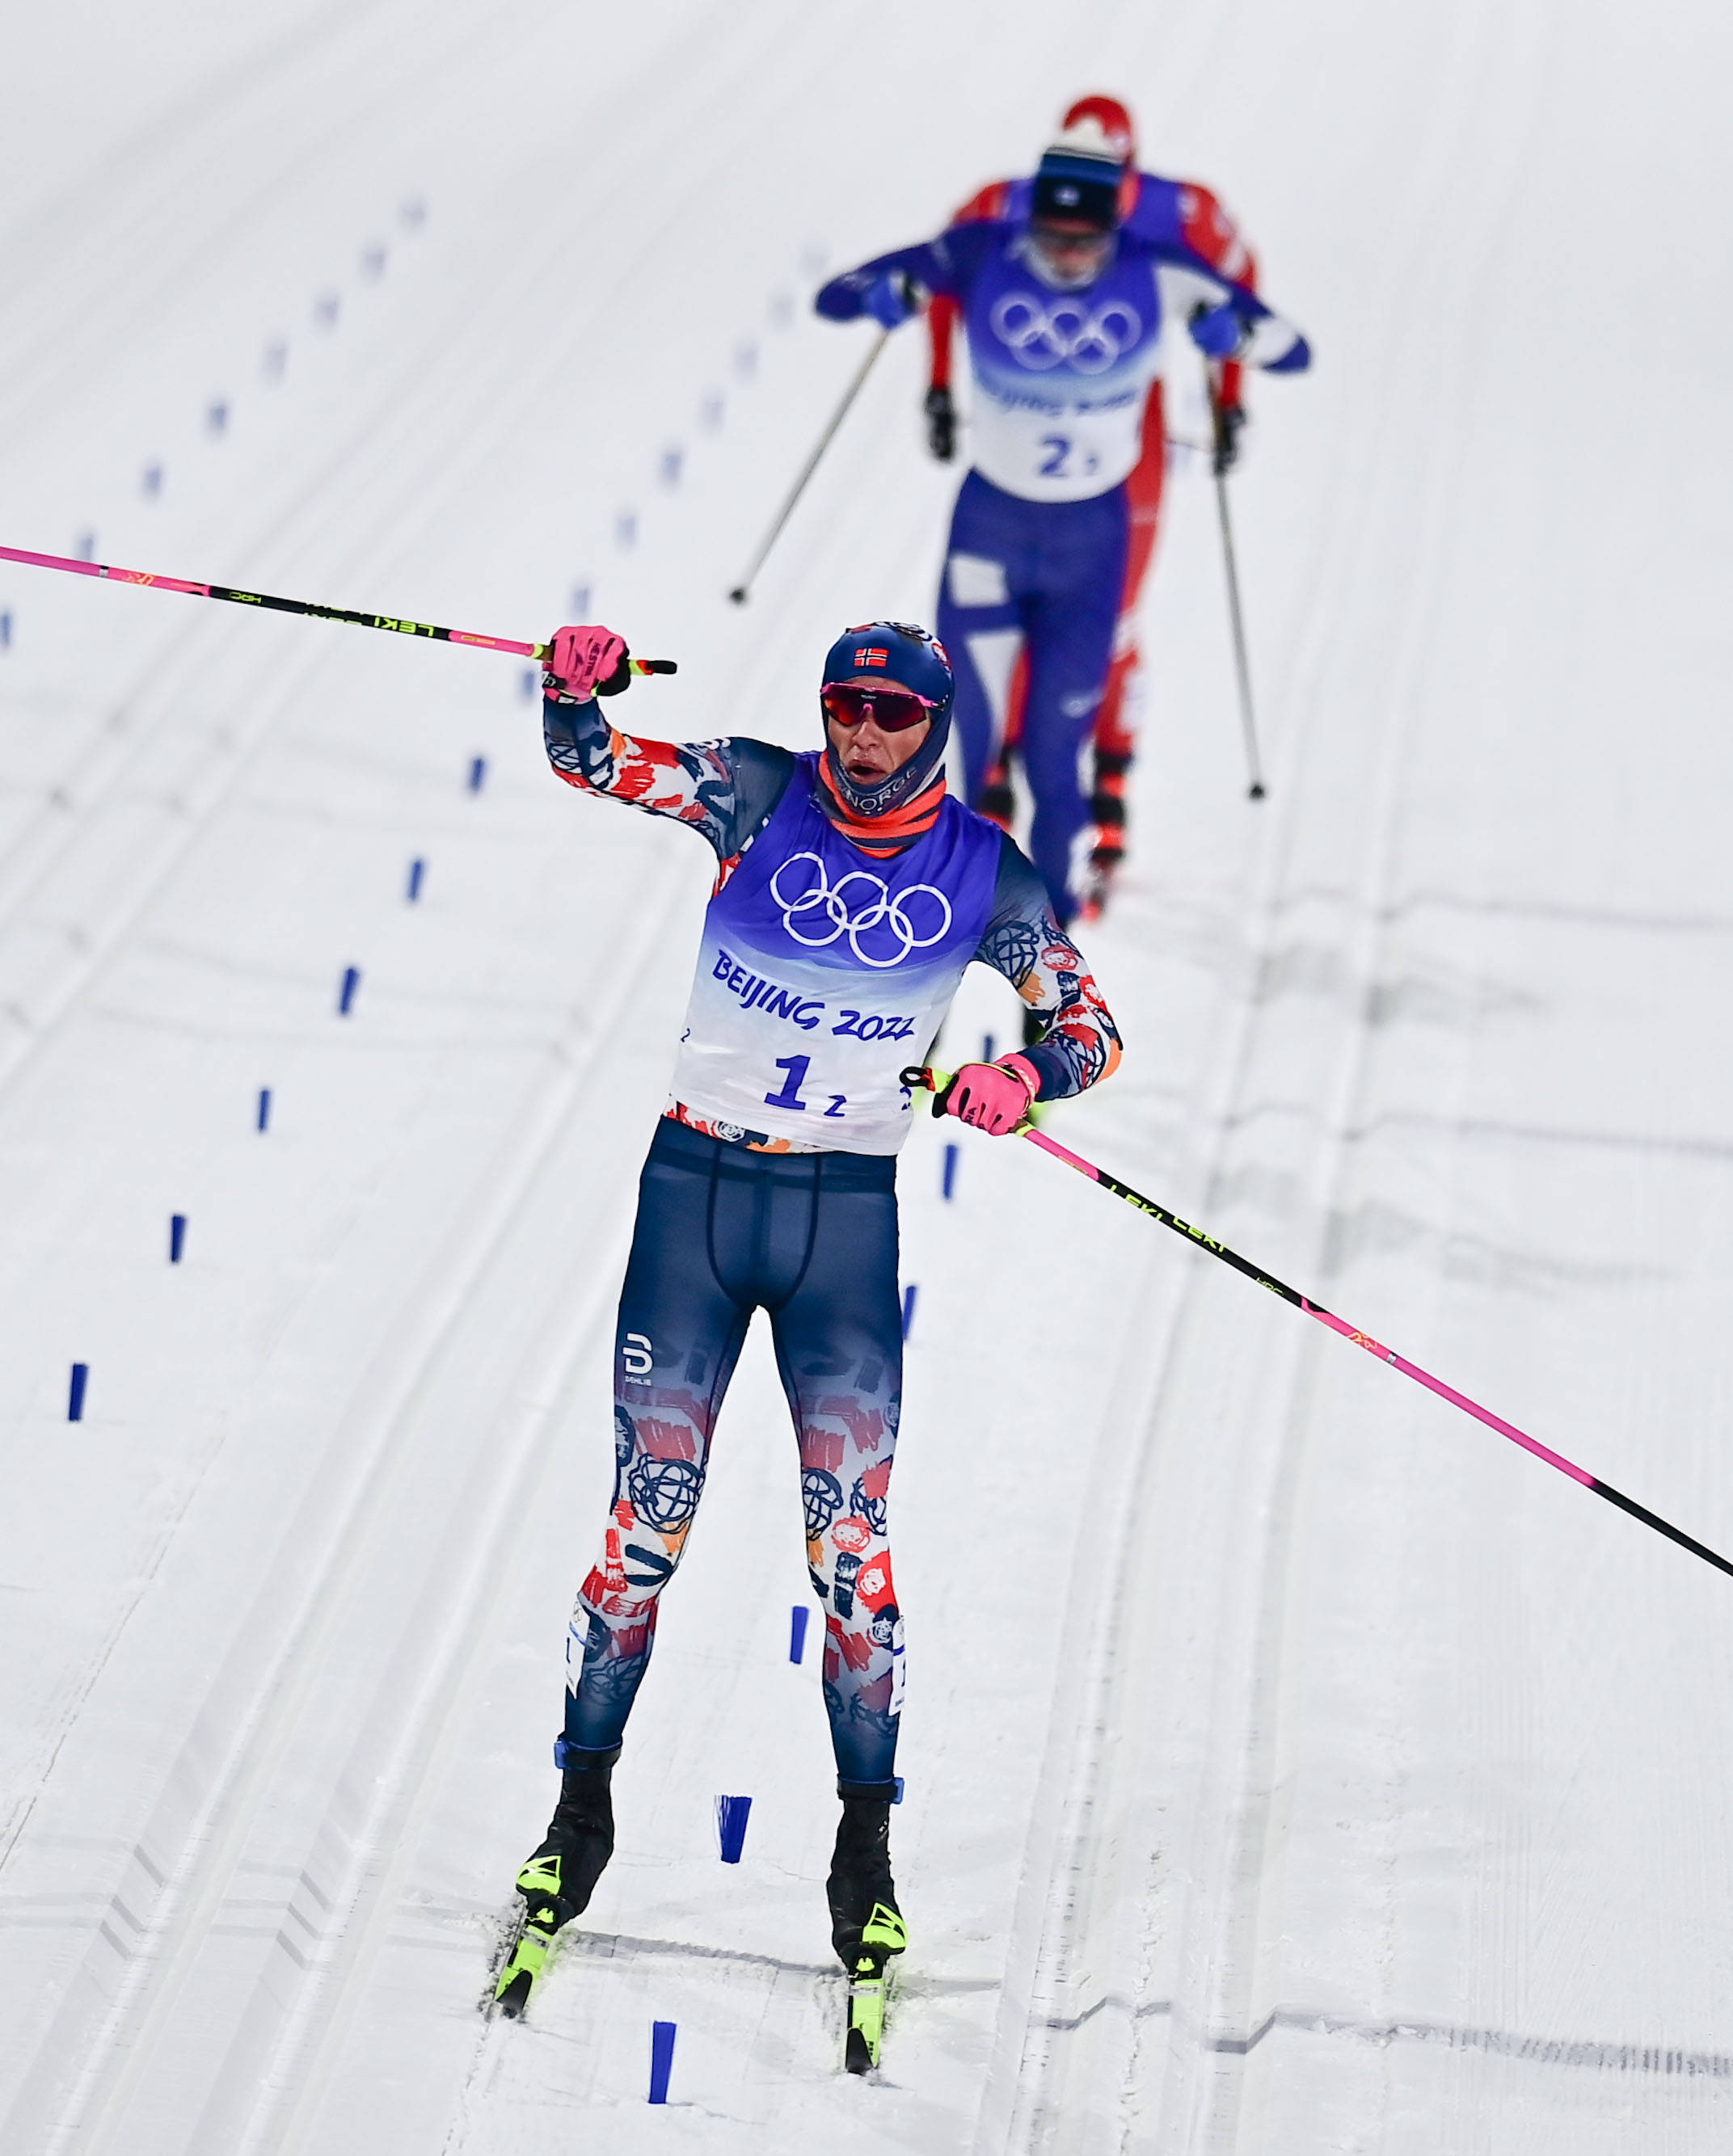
338, 966, 361, 1017
789, 1603, 809, 1664
256, 1087, 272, 1132
0, 610, 11, 648
466, 756, 486, 794
716, 1795, 753, 1864
142, 464, 162, 497
660, 445, 683, 487
893, 1776, 905, 1804
981, 1033, 996, 1063
406, 858, 424, 903
169, 1214, 186, 1264
942, 1142, 959, 1201
900, 1284, 917, 1340
649, 2021, 677, 2104
68, 1363, 88, 1421
615, 511, 637, 550
520, 667, 538, 700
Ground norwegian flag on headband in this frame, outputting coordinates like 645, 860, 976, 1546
853, 646, 888, 667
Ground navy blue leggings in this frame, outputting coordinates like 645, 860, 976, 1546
563, 1116, 906, 1792
937, 469, 1130, 917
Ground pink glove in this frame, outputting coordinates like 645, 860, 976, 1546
543, 624, 630, 702
941, 1054, 1039, 1136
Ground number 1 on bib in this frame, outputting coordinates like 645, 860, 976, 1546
765, 1055, 812, 1111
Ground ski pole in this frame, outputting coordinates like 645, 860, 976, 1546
902, 1064, 1733, 1582
0, 543, 678, 674
727, 329, 890, 604
1201, 369, 1267, 801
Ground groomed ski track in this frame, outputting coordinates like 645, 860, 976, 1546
2, 4, 1731, 2150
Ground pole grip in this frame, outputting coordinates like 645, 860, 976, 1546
901, 1063, 959, 1117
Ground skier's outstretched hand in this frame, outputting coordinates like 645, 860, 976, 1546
938, 1055, 1040, 1137
863, 272, 924, 331
1188, 301, 1245, 360
543, 624, 632, 703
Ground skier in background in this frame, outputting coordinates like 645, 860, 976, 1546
816, 107, 1309, 941
495, 618, 1121, 2069
925, 95, 1271, 907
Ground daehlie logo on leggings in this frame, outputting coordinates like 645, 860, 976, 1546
770, 851, 952, 968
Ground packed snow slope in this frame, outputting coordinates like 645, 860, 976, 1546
2, 2, 1732, 2150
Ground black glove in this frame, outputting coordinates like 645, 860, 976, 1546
1212, 401, 1248, 478
924, 385, 956, 462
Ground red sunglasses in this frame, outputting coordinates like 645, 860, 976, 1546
820, 684, 940, 733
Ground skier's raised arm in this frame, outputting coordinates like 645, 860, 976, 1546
540, 623, 792, 870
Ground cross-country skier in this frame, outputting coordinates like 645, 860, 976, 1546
495, 619, 1122, 2069
923, 95, 1273, 905
815, 113, 1310, 931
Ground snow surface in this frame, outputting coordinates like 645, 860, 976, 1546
2, 2, 1732, 2149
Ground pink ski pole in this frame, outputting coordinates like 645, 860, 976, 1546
904, 1065, 1733, 1581
0, 543, 677, 674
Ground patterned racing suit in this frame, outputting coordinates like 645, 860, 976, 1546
545, 693, 1120, 1789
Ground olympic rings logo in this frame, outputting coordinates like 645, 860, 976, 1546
989, 291, 1143, 375
769, 852, 952, 968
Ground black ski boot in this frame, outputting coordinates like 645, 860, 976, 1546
493, 1755, 616, 2017
828, 1788, 907, 2071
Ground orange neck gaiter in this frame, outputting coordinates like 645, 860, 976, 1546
816, 751, 947, 859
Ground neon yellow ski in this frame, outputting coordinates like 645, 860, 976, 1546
492, 1855, 568, 2019
845, 1902, 907, 2072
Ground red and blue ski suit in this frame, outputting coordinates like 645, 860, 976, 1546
929, 171, 1263, 785
817, 210, 1308, 918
